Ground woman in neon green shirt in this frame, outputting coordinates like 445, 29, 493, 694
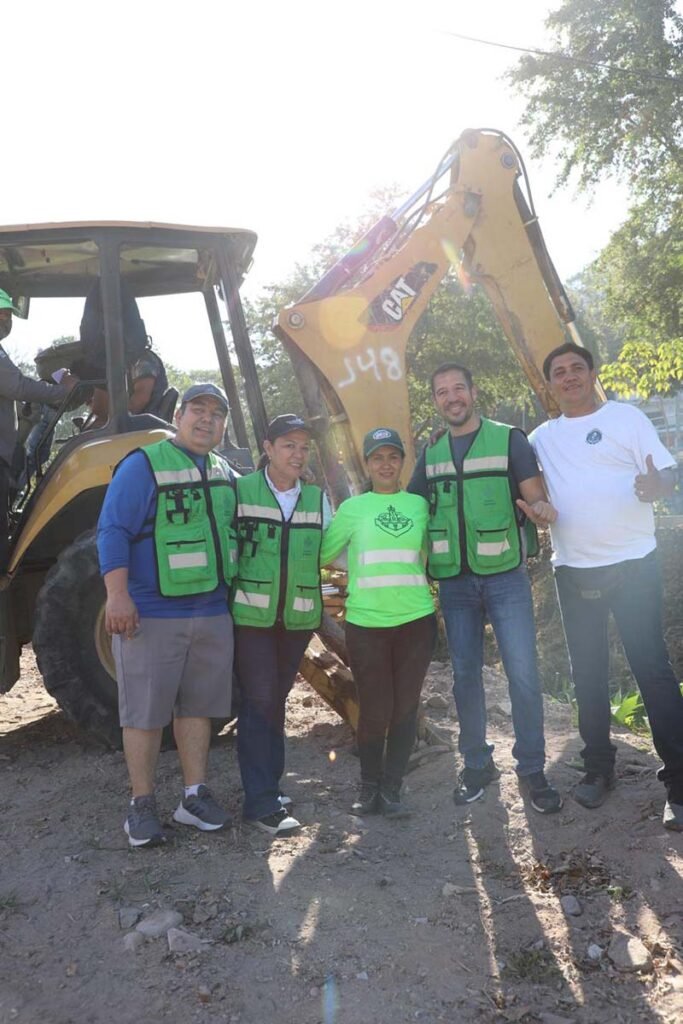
320, 427, 436, 818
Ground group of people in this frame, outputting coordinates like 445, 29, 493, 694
98, 340, 683, 848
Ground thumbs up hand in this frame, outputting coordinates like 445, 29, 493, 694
634, 454, 661, 503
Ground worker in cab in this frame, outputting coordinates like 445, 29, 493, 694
0, 289, 78, 564
232, 414, 328, 838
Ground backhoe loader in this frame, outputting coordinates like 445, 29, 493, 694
0, 130, 599, 745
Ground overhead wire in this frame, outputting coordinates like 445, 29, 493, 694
440, 29, 683, 86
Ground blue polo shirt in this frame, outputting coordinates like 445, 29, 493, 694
97, 445, 229, 618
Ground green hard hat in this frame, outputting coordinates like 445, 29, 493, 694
0, 289, 19, 314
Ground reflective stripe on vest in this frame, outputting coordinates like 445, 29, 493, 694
426, 459, 456, 478
293, 596, 315, 612
154, 467, 202, 486
168, 552, 209, 570
291, 509, 322, 525
463, 455, 509, 473
431, 539, 449, 554
237, 502, 282, 521
477, 539, 511, 556
233, 589, 271, 609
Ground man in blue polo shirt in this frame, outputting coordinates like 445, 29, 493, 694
97, 383, 237, 847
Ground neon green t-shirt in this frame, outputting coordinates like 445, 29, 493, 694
320, 490, 435, 628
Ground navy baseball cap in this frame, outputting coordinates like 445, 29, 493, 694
266, 414, 313, 442
181, 382, 229, 414
363, 427, 405, 459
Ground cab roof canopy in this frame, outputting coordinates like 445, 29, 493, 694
0, 221, 257, 299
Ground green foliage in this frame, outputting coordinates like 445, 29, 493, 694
591, 184, 683, 347
507, 0, 683, 198
610, 689, 650, 733
509, 1, 683, 370
599, 339, 683, 397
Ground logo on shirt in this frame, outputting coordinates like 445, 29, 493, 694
586, 429, 603, 445
375, 504, 413, 537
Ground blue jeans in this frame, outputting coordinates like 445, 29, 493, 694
439, 566, 545, 776
555, 551, 683, 786
235, 625, 312, 820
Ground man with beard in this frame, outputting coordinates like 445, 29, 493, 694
408, 362, 561, 814
0, 289, 77, 564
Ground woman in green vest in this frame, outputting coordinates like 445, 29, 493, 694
320, 428, 437, 818
233, 414, 325, 837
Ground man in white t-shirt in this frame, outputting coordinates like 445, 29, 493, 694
530, 342, 683, 832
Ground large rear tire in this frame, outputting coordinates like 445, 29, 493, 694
33, 530, 123, 748
33, 530, 232, 749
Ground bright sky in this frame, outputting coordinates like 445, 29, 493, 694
4, 0, 628, 371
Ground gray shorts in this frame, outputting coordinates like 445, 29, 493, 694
112, 614, 234, 729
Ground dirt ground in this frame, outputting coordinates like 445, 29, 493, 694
1, 649, 682, 1024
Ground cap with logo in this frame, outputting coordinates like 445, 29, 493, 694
181, 382, 229, 414
266, 413, 313, 443
363, 427, 405, 459
0, 289, 20, 314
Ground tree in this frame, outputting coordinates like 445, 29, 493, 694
507, 0, 683, 198
509, 1, 683, 360
599, 338, 683, 398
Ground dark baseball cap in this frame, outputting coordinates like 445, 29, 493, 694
181, 383, 229, 414
266, 414, 313, 442
363, 427, 405, 459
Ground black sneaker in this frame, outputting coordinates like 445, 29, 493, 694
350, 783, 379, 816
124, 794, 166, 848
378, 784, 410, 820
173, 785, 233, 832
574, 771, 616, 809
453, 759, 501, 806
518, 771, 563, 814
245, 808, 301, 837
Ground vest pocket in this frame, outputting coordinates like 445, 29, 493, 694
233, 576, 274, 611
428, 527, 453, 565
163, 536, 214, 584
472, 515, 513, 558
290, 577, 320, 616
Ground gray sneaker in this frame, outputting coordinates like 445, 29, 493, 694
573, 771, 616, 809
663, 799, 683, 831
173, 785, 233, 831
124, 794, 165, 848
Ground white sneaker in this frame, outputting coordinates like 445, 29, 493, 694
278, 792, 293, 809
245, 808, 300, 836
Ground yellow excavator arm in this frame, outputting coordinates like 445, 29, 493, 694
275, 128, 602, 492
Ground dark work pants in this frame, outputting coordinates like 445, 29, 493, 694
555, 551, 683, 787
235, 625, 312, 820
345, 613, 437, 790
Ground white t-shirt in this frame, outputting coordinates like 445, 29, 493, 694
529, 401, 676, 568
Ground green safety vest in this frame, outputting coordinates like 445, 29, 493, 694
232, 469, 323, 630
425, 419, 537, 578
139, 439, 238, 597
